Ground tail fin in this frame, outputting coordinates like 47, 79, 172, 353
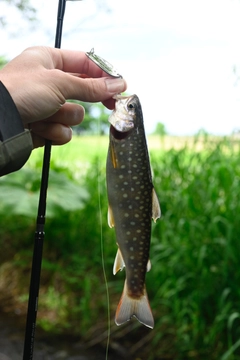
115, 280, 154, 329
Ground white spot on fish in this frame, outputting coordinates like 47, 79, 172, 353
130, 247, 134, 251
130, 222, 135, 226
121, 165, 126, 169
123, 194, 128, 198
124, 213, 129, 217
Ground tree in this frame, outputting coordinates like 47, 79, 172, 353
0, 0, 36, 27
153, 122, 167, 137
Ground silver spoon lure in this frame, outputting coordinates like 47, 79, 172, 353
86, 48, 123, 78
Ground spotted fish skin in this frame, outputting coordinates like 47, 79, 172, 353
106, 94, 161, 329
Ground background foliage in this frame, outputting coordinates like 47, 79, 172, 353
1, 134, 240, 359
0, 0, 36, 28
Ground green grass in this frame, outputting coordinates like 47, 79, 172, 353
1, 134, 240, 359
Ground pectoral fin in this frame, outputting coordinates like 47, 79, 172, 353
113, 248, 125, 275
110, 141, 118, 168
108, 205, 115, 228
152, 188, 161, 222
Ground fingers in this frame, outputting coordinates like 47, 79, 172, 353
102, 97, 116, 110
18, 47, 127, 113
30, 102, 84, 148
23, 47, 121, 79
31, 125, 73, 148
46, 102, 85, 125
23, 47, 127, 102
57, 74, 127, 105
1, 46, 126, 132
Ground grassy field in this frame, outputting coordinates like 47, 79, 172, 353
28, 134, 220, 168
1, 134, 240, 359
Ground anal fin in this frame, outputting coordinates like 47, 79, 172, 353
113, 248, 125, 275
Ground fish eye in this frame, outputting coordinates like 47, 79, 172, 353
128, 103, 135, 110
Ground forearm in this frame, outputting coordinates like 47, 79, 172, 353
0, 81, 33, 176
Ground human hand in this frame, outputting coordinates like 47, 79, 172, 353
0, 46, 127, 148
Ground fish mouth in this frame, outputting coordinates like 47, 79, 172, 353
110, 124, 133, 140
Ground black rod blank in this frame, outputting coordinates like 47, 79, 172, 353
22, 1, 66, 358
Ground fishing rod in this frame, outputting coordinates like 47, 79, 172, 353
22, 1, 81, 359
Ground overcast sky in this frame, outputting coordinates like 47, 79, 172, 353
1, 0, 240, 135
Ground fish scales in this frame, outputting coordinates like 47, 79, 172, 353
107, 128, 152, 297
106, 94, 161, 329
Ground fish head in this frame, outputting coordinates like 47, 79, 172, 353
108, 94, 139, 133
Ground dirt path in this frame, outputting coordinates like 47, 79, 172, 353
0, 312, 121, 360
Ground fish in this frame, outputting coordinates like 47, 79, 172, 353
106, 94, 161, 329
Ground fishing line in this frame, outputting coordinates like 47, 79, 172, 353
96, 116, 111, 360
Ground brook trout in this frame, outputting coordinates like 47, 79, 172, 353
106, 94, 161, 329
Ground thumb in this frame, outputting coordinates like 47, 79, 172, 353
62, 75, 127, 104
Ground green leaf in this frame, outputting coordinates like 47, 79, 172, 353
0, 168, 89, 218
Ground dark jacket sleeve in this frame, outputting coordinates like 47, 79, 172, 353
0, 81, 33, 176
